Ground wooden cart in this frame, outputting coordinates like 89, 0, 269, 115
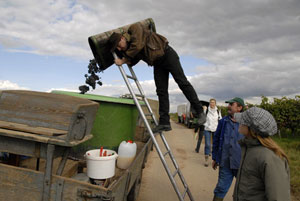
0, 90, 152, 201
0, 140, 151, 201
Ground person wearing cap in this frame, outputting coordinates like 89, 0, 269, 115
211, 97, 245, 201
233, 107, 290, 201
108, 23, 206, 133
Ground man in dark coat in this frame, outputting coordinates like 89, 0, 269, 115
108, 22, 206, 132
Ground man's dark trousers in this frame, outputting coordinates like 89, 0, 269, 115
153, 45, 203, 125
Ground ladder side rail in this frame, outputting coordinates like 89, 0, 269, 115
128, 66, 158, 126
112, 52, 193, 201
128, 63, 195, 201
186, 187, 194, 201
159, 119, 195, 201
127, 63, 183, 176
160, 133, 180, 169
116, 64, 184, 201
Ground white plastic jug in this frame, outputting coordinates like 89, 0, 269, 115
117, 140, 137, 169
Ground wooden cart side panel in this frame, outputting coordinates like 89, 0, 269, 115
125, 140, 151, 195
0, 163, 112, 201
108, 171, 130, 201
58, 177, 108, 201
0, 163, 43, 201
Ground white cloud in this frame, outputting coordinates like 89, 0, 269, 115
0, 80, 28, 90
1, 0, 300, 112
46, 88, 78, 93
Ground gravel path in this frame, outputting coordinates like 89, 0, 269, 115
137, 120, 235, 201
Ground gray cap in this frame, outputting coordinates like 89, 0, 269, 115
234, 107, 277, 137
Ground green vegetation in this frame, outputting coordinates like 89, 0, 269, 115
260, 95, 300, 137
218, 105, 228, 118
273, 136, 300, 197
169, 113, 178, 122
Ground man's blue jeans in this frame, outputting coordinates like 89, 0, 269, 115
204, 130, 213, 155
214, 166, 238, 198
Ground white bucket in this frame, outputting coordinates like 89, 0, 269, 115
85, 149, 118, 179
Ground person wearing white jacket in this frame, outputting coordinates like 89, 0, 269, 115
203, 99, 221, 167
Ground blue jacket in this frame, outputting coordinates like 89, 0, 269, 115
212, 115, 244, 169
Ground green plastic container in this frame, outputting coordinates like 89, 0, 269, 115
51, 91, 143, 152
88, 18, 156, 71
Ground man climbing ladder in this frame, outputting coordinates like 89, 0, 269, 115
113, 52, 195, 201
88, 18, 201, 201
107, 22, 206, 133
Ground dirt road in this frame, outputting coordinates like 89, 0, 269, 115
137, 120, 235, 201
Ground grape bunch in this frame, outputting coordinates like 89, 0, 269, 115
79, 59, 103, 94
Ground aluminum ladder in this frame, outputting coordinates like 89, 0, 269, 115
113, 53, 194, 201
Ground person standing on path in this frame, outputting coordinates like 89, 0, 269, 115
194, 105, 207, 154
108, 22, 206, 133
203, 99, 221, 167
233, 107, 290, 201
211, 97, 245, 201
194, 124, 204, 153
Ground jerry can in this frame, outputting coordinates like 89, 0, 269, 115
117, 140, 137, 169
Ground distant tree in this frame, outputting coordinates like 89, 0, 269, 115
217, 105, 228, 118
260, 95, 300, 137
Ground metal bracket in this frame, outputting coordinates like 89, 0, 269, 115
42, 144, 55, 201
56, 147, 70, 175
68, 112, 87, 141
54, 179, 65, 201
77, 189, 113, 200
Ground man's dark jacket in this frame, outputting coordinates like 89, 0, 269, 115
123, 23, 168, 66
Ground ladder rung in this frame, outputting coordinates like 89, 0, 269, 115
163, 150, 170, 157
135, 94, 145, 98
126, 75, 136, 80
172, 168, 179, 177
116, 64, 195, 201
182, 186, 188, 199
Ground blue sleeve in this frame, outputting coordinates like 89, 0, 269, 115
212, 118, 223, 161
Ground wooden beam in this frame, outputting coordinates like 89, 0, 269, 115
0, 120, 67, 136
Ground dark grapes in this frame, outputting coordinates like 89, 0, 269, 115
79, 59, 103, 94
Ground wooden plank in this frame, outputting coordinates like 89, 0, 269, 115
0, 128, 93, 147
0, 128, 50, 144
0, 120, 67, 136
0, 162, 112, 201
42, 144, 55, 201
126, 142, 146, 192
20, 157, 78, 178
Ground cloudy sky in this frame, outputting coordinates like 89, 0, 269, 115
1, 0, 299, 112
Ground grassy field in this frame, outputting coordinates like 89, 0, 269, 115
273, 136, 300, 199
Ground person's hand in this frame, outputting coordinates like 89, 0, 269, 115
212, 160, 218, 170
114, 58, 124, 66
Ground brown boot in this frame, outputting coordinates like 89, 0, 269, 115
213, 195, 224, 201
204, 155, 209, 167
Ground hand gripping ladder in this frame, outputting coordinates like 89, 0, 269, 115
113, 53, 194, 201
